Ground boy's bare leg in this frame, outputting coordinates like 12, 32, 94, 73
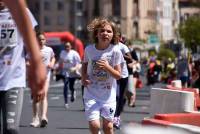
89, 120, 101, 134
102, 118, 114, 134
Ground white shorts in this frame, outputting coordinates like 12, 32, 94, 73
84, 99, 116, 122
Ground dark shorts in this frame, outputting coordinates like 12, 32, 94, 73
180, 76, 188, 84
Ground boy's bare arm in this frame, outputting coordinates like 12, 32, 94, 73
81, 62, 91, 86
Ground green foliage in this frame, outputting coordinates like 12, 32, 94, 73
179, 16, 200, 49
157, 47, 176, 61
149, 49, 156, 56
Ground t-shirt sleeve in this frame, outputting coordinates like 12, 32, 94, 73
73, 51, 81, 64
50, 48, 55, 58
26, 8, 38, 28
113, 48, 124, 67
123, 45, 130, 54
59, 50, 64, 61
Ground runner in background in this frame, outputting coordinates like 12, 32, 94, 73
113, 34, 131, 129
27, 32, 55, 128
58, 42, 81, 109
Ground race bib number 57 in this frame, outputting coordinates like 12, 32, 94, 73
0, 20, 18, 47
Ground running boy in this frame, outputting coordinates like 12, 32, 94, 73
82, 18, 123, 134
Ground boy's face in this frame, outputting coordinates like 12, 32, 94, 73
97, 24, 113, 44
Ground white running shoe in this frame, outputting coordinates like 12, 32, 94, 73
30, 117, 40, 127
65, 103, 69, 109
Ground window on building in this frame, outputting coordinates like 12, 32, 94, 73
93, 0, 99, 16
75, 16, 82, 27
57, 1, 64, 11
35, 2, 40, 13
134, 0, 138, 4
76, 1, 83, 10
163, 5, 172, 18
163, 25, 172, 40
44, 1, 51, 10
76, 30, 83, 39
57, 15, 65, 25
44, 16, 51, 26
112, 0, 120, 16
184, 13, 189, 20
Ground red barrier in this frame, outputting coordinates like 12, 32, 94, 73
154, 113, 200, 127
142, 118, 172, 127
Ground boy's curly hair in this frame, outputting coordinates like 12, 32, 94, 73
87, 18, 119, 45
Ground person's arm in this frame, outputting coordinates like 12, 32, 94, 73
124, 52, 133, 63
81, 62, 91, 86
48, 56, 56, 69
48, 50, 56, 69
3, 0, 46, 101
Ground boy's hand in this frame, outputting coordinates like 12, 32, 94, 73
96, 59, 109, 70
81, 75, 91, 87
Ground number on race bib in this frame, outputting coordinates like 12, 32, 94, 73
0, 20, 18, 47
1, 29, 14, 39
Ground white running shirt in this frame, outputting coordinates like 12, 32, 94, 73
116, 42, 129, 78
59, 49, 81, 78
40, 46, 55, 79
83, 44, 124, 103
0, 8, 37, 91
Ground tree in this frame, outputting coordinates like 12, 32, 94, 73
179, 16, 200, 52
157, 45, 176, 61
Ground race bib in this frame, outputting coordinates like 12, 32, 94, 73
0, 20, 18, 47
92, 60, 109, 81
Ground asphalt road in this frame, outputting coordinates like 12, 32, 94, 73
19, 78, 163, 134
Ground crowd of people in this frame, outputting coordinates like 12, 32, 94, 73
144, 54, 200, 90
1, 1, 200, 134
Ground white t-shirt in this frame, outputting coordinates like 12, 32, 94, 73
0, 8, 37, 91
40, 46, 55, 79
83, 44, 124, 103
116, 42, 129, 78
59, 49, 81, 78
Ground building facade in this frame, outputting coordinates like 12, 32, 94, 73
27, 0, 180, 43
179, 0, 200, 22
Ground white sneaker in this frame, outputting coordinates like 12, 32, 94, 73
65, 103, 69, 109
74, 91, 76, 99
30, 117, 40, 127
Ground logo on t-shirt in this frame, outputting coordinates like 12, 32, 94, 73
109, 108, 114, 114
92, 60, 108, 81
